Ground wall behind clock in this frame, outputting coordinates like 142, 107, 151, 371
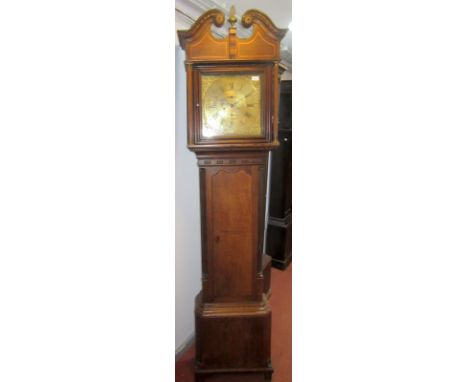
175, 46, 202, 353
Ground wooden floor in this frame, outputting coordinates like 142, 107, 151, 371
175, 264, 292, 382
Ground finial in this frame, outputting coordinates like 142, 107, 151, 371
228, 5, 237, 27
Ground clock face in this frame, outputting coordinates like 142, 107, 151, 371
201, 73, 262, 138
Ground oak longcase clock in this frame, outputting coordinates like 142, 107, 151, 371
178, 7, 287, 382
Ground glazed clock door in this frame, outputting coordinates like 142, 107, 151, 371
190, 64, 275, 149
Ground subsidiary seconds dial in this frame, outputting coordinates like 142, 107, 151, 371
201, 74, 262, 138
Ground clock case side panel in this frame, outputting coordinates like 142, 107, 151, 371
186, 63, 278, 152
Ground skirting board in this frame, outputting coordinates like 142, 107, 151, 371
175, 333, 195, 361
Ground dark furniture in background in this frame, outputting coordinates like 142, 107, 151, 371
266, 80, 292, 270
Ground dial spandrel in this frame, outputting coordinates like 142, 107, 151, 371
201, 74, 262, 138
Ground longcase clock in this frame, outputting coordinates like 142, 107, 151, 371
178, 7, 287, 382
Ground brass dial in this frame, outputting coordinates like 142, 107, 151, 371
201, 74, 262, 138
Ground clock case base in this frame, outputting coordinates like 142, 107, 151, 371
194, 256, 273, 381
194, 293, 273, 381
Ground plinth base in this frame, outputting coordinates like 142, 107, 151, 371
195, 364, 273, 381
194, 293, 272, 380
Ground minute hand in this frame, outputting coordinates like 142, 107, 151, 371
232, 90, 254, 107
